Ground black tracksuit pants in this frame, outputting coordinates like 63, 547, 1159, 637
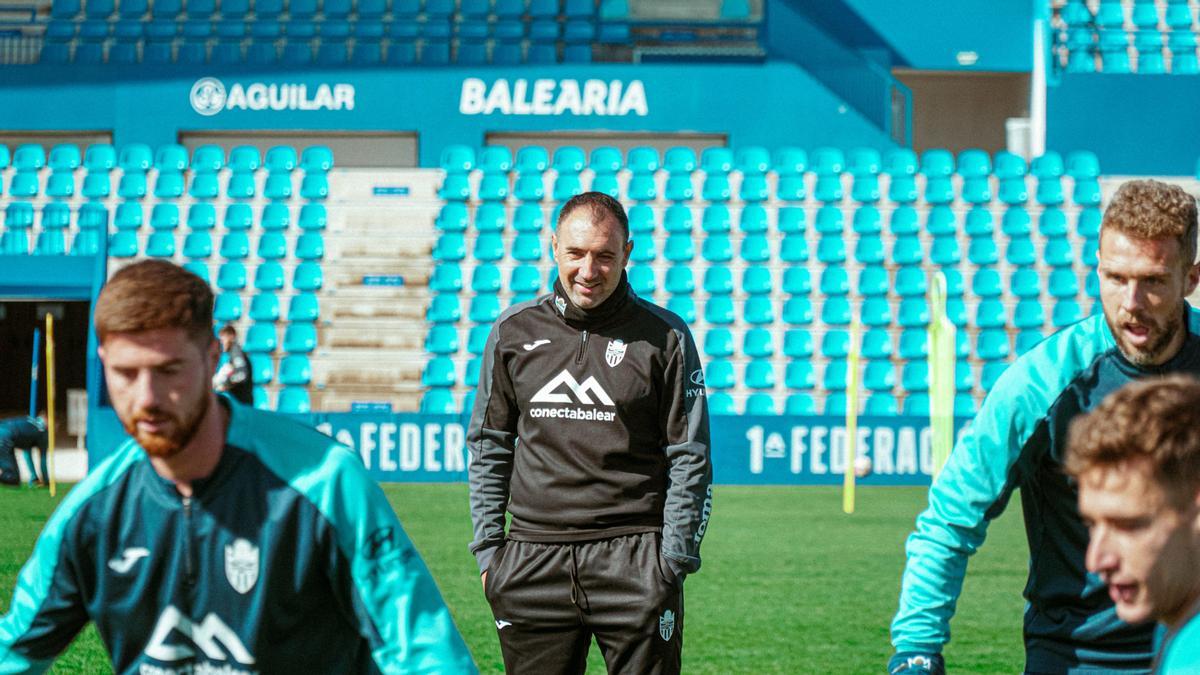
484, 531, 684, 674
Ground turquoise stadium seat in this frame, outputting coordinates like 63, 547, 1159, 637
884, 148, 918, 204
965, 207, 994, 237
816, 236, 846, 264
425, 325, 459, 354
823, 360, 848, 392
1049, 268, 1080, 298
664, 234, 694, 262
628, 266, 656, 295
898, 298, 930, 328
891, 236, 923, 266
861, 298, 892, 327
257, 232, 287, 261
895, 267, 926, 297
287, 293, 320, 323
293, 262, 324, 292
742, 267, 772, 295
1010, 268, 1041, 299
471, 264, 502, 293
743, 328, 774, 358
822, 330, 850, 359
108, 231, 139, 258
664, 205, 693, 233
1039, 208, 1069, 237
706, 359, 735, 389
244, 323, 278, 354
434, 233, 466, 262
890, 206, 920, 235
864, 361, 894, 391
779, 234, 808, 263
903, 393, 930, 416
145, 232, 176, 258
705, 297, 735, 324
1014, 299, 1045, 329
1077, 208, 1101, 238
783, 267, 812, 295
430, 265, 464, 294
666, 296, 696, 323
819, 267, 850, 296
852, 205, 882, 234
468, 325, 490, 355
279, 355, 312, 386
782, 297, 813, 325
785, 361, 816, 390
858, 265, 888, 297
745, 394, 776, 415
967, 238, 999, 266
777, 207, 804, 234
824, 393, 848, 415
470, 295, 502, 323
708, 392, 735, 414
821, 297, 851, 326
249, 293, 281, 323
973, 268, 1003, 298
855, 235, 885, 265
783, 329, 814, 358
436, 203, 468, 232
862, 328, 892, 358
703, 328, 734, 358
1006, 236, 1037, 267
213, 292, 242, 323
630, 234, 655, 263
427, 294, 461, 323
865, 394, 898, 415
247, 354, 273, 386
1053, 300, 1084, 327
510, 265, 543, 294
975, 298, 1006, 329
420, 389, 457, 415
744, 297, 774, 324
220, 232, 250, 260
254, 262, 285, 291
1016, 329, 1044, 355
744, 360, 774, 389
629, 205, 656, 234
815, 206, 843, 235
277, 387, 311, 414
701, 234, 732, 263
740, 234, 770, 263
1044, 237, 1074, 267
295, 233, 324, 261
976, 329, 1010, 361
899, 330, 928, 360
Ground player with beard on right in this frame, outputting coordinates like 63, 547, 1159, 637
889, 179, 1200, 674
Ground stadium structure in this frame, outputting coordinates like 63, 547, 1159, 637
0, 0, 1194, 485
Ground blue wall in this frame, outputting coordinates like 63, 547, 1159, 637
0, 61, 896, 162
1048, 74, 1200, 176
827, 0, 1034, 72
89, 409, 969, 486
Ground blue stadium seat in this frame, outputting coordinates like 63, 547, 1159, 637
981, 361, 1009, 391
920, 149, 955, 205
471, 264, 502, 294
1077, 207, 1102, 238
181, 232, 212, 259
900, 361, 929, 394
244, 323, 278, 354
1014, 299, 1045, 329
705, 392, 733, 415
816, 236, 846, 264
884, 148, 918, 204
701, 234, 732, 263
891, 236, 923, 266
276, 387, 310, 414
256, 234, 286, 262
510, 265, 542, 295
930, 237, 961, 266
821, 297, 852, 326
470, 295, 502, 323
889, 206, 920, 236
783, 267, 812, 295
744, 297, 774, 325
1010, 268, 1041, 299
1015, 329, 1044, 356
745, 360, 775, 390
744, 394, 775, 415
782, 297, 813, 325
1048, 268, 1079, 298
823, 393, 849, 415
275, 355, 311, 387
1043, 237, 1074, 268
253, 262, 285, 292
821, 330, 850, 359
666, 296, 696, 323
743, 328, 774, 358
898, 298, 930, 328
823, 360, 848, 392
960, 208, 993, 239
628, 266, 656, 296
473, 233, 505, 262
862, 328, 893, 359
664, 234, 695, 262
705, 297, 735, 325
783, 330, 814, 359
703, 328, 734, 358
967, 238, 999, 266
857, 265, 888, 297
422, 357, 456, 388
742, 267, 773, 296
893, 267, 926, 298
425, 324, 460, 355
865, 393, 899, 415
741, 234, 771, 263
1006, 236, 1037, 267
247, 354, 273, 386
976, 329, 1010, 361
219, 232, 250, 260
706, 359, 735, 390
973, 300, 1005, 331
629, 234, 656, 263
779, 234, 808, 263
1053, 299, 1084, 327
972, 268, 1003, 299
664, 205, 693, 233
819, 267, 850, 296
249, 293, 280, 323
427, 294, 461, 324
285, 293, 319, 324
466, 324, 491, 355
433, 233, 466, 262
861, 297, 892, 328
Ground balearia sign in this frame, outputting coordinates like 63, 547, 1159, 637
190, 77, 356, 116
459, 78, 648, 116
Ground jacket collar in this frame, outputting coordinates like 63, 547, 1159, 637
551, 271, 632, 329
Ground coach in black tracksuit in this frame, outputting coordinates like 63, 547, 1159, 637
469, 192, 712, 674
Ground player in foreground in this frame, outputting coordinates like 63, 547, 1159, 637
0, 415, 48, 486
1066, 376, 1200, 673
890, 179, 1200, 673
468, 192, 712, 674
0, 260, 475, 673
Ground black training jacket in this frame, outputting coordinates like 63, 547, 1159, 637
468, 274, 712, 577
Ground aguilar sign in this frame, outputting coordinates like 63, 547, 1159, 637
190, 77, 356, 116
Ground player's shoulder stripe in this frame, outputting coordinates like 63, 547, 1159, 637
494, 293, 551, 327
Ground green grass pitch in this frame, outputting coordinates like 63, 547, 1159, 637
0, 484, 1029, 673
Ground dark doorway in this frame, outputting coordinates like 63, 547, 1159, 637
0, 301, 90, 423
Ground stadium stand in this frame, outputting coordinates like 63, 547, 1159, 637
1053, 0, 1200, 73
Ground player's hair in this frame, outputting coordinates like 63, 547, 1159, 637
94, 260, 214, 345
1102, 179, 1199, 267
1066, 375, 1200, 507
218, 323, 238, 338
557, 191, 630, 241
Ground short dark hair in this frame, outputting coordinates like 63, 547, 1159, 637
1102, 179, 1199, 267
94, 260, 214, 345
557, 191, 629, 241
1066, 374, 1200, 507
218, 324, 238, 338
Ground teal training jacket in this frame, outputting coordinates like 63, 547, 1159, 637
893, 306, 1200, 672
0, 399, 476, 674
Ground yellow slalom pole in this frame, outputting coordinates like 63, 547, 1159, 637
45, 313, 56, 498
843, 319, 861, 514
928, 272, 956, 481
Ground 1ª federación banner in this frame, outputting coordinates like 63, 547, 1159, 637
306, 413, 972, 486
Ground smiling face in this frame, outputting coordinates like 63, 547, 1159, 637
100, 327, 219, 458
552, 207, 632, 309
1098, 230, 1200, 366
1079, 459, 1200, 628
